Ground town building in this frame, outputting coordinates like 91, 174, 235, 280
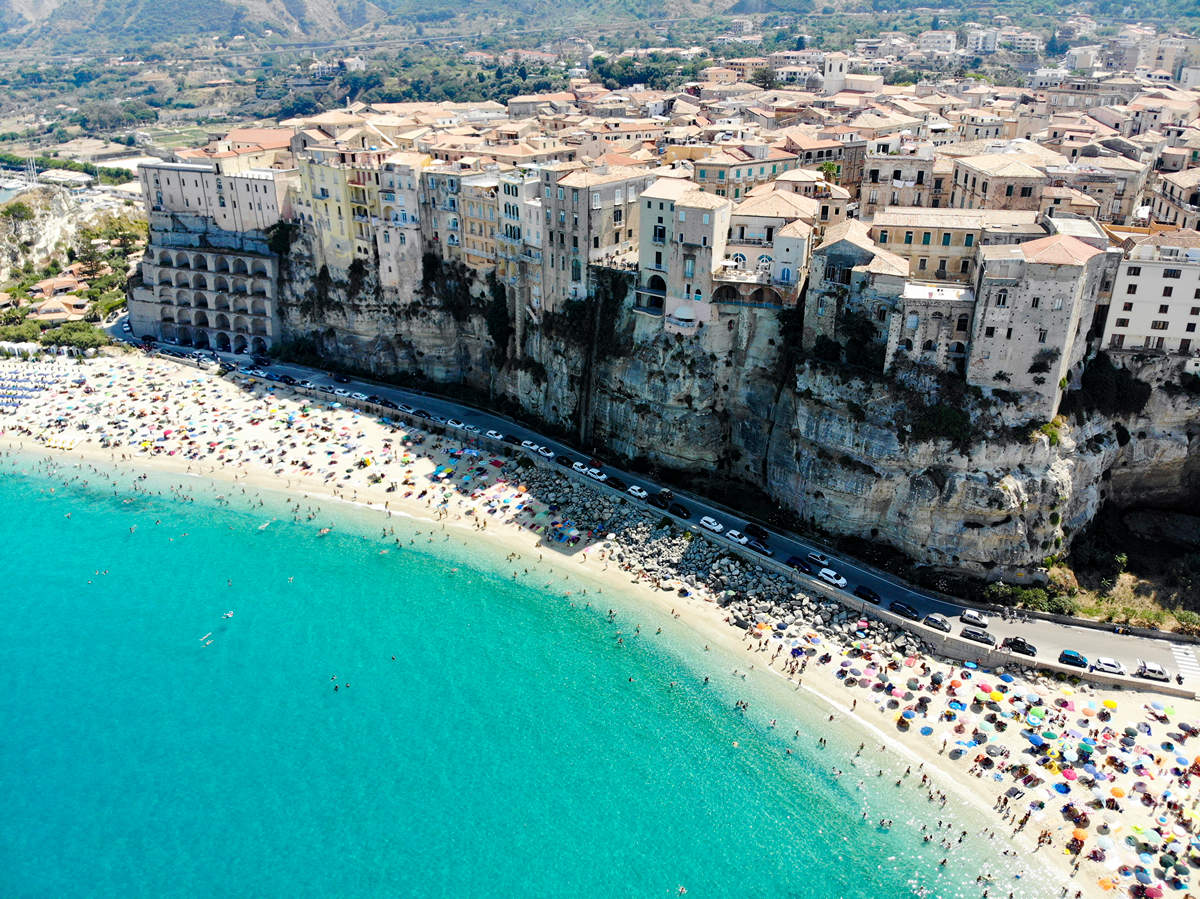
1103, 229, 1200, 356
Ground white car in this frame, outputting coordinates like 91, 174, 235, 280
333, 388, 351, 397
698, 516, 724, 534
1135, 659, 1170, 682
537, 446, 555, 459
807, 551, 831, 567
398, 403, 415, 414
959, 609, 989, 628
299, 380, 316, 389
350, 392, 368, 401
485, 429, 504, 440
587, 468, 607, 482
819, 568, 848, 589
627, 485, 648, 499
447, 419, 465, 429
463, 424, 480, 433
572, 461, 589, 474
521, 440, 537, 450
1090, 657, 1127, 677
122, 322, 131, 332
427, 414, 447, 425
724, 530, 748, 545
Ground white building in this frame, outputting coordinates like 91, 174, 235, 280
966, 29, 998, 54
1104, 229, 1200, 356
917, 31, 958, 53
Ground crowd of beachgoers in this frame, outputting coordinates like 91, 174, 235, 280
4, 353, 1200, 898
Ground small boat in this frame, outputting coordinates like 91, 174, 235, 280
317, 527, 331, 537
199, 632, 212, 641
222, 611, 234, 619
258, 520, 272, 530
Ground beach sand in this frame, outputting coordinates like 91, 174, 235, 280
4, 353, 1199, 898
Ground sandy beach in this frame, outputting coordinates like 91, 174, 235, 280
5, 351, 1200, 898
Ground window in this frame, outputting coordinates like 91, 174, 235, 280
683, 257, 694, 278
941, 233, 951, 246
1189, 323, 1197, 333
678, 210, 686, 222
1126, 284, 1138, 295
918, 258, 927, 271
956, 314, 969, 332
1164, 268, 1182, 279
717, 171, 725, 180
1160, 304, 1171, 314
904, 231, 913, 244
1019, 186, 1033, 198
964, 234, 974, 247
1115, 318, 1130, 327
995, 289, 1008, 307
652, 225, 666, 243
878, 230, 888, 244
593, 236, 599, 249
1053, 295, 1064, 310
1164, 287, 1175, 297
960, 259, 970, 273
1031, 297, 1040, 309
984, 326, 995, 338
921, 232, 931, 245
1037, 329, 1047, 344
1151, 320, 1169, 330
698, 170, 707, 180
1123, 302, 1133, 311
1127, 266, 1141, 276
1005, 185, 1014, 197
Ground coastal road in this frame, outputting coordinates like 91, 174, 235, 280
105, 316, 1198, 687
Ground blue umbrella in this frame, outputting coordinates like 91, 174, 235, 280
1136, 870, 1152, 885
1027, 734, 1046, 747
903, 710, 916, 719
999, 673, 1015, 683
949, 701, 966, 711
1054, 783, 1071, 794
964, 661, 978, 669
790, 647, 802, 658
1177, 756, 1190, 766
920, 726, 933, 736
1139, 853, 1155, 865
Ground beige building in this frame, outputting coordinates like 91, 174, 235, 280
951, 155, 1046, 211
867, 208, 1044, 282
1104, 229, 1200, 356
1154, 169, 1200, 232
967, 234, 1112, 419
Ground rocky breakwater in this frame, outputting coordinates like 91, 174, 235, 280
513, 462, 932, 658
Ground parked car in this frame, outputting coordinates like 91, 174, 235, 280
463, 424, 481, 434
536, 446, 555, 459
555, 456, 573, 467
427, 414, 447, 425
668, 502, 690, 519
520, 440, 537, 450
889, 601, 920, 621
807, 551, 831, 567
485, 430, 505, 441
923, 613, 951, 633
350, 392, 368, 401
414, 409, 432, 419
245, 368, 266, 378
299, 380, 316, 390
378, 399, 399, 410
744, 523, 769, 542
1057, 649, 1088, 669
571, 461, 588, 473
586, 468, 608, 483
786, 555, 814, 574
365, 394, 384, 404
698, 516, 724, 533
278, 375, 297, 386
961, 627, 996, 647
1001, 636, 1038, 658
747, 540, 774, 557
648, 492, 671, 509
398, 403, 416, 415
606, 477, 627, 491
627, 485, 648, 499
725, 530, 749, 546
447, 419, 465, 429
122, 321, 131, 332
853, 584, 881, 604
501, 434, 521, 445
333, 388, 351, 397
959, 609, 990, 628
1090, 657, 1127, 677
818, 568, 847, 589
1135, 660, 1170, 682
332, 374, 351, 384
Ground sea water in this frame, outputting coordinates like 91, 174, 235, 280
0, 456, 1043, 898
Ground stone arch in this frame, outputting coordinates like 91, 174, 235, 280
214, 332, 230, 352
213, 256, 230, 273
193, 311, 210, 329
731, 252, 747, 269
193, 331, 211, 350
157, 271, 173, 286
175, 289, 191, 306
233, 315, 248, 334
251, 298, 267, 316
713, 284, 740, 304
251, 278, 270, 297
213, 275, 230, 292
250, 260, 269, 277
156, 249, 172, 266
231, 277, 248, 295
215, 313, 231, 331
251, 319, 267, 336
231, 258, 249, 275
922, 339, 936, 352
191, 272, 208, 290
160, 323, 177, 342
174, 251, 191, 268
250, 336, 268, 355
176, 325, 193, 346
192, 291, 208, 310
192, 253, 209, 271
647, 274, 666, 293
749, 286, 783, 306
157, 286, 173, 300
174, 272, 189, 287
232, 333, 248, 353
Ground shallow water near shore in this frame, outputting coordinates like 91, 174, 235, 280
0, 456, 1046, 898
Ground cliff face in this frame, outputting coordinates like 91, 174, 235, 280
277, 236, 1200, 576
0, 188, 90, 282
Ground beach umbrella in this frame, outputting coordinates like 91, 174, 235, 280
990, 690, 1004, 701
902, 710, 916, 720
1098, 835, 1115, 851
1103, 699, 1118, 710
1074, 828, 1089, 841
1027, 733, 1046, 748
1135, 870, 1152, 885
1054, 783, 1071, 794
919, 726, 933, 736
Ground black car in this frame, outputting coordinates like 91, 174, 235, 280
649, 492, 671, 510
365, 394, 384, 405
961, 627, 996, 647
889, 601, 920, 621
607, 476, 628, 491
555, 456, 573, 466
252, 354, 272, 367
414, 409, 432, 419
1001, 636, 1038, 657
377, 398, 398, 410
853, 584, 881, 604
744, 522, 769, 542
785, 555, 814, 574
278, 374, 297, 386
332, 374, 351, 384
501, 434, 522, 445
747, 539, 774, 557
668, 502, 690, 519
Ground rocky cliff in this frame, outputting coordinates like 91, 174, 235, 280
0, 188, 93, 282
276, 234, 1200, 577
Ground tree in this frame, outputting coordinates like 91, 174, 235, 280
818, 160, 840, 182
75, 238, 105, 280
931, 15, 941, 30
750, 67, 778, 90
794, 35, 806, 50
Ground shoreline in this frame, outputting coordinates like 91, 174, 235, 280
5, 354, 1199, 897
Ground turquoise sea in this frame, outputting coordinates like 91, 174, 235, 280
0, 455, 1043, 898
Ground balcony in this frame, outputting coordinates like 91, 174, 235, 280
728, 237, 771, 247
665, 314, 700, 334
716, 268, 772, 285
381, 191, 395, 202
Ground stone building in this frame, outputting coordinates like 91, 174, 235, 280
967, 234, 1114, 419
1154, 169, 1200, 232
1104, 229, 1200, 356
951, 155, 1046, 211
129, 161, 294, 353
